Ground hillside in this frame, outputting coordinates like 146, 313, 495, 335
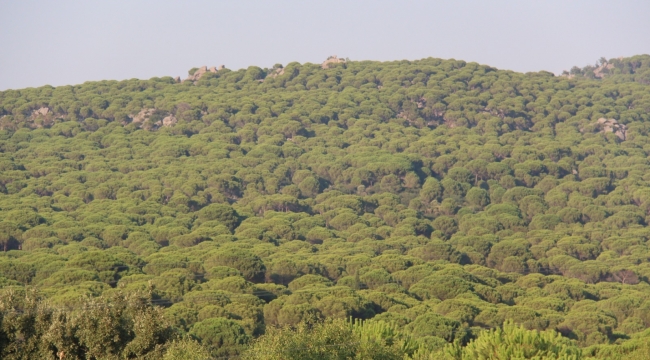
1, 55, 650, 359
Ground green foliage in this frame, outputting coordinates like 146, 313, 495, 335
443, 320, 582, 359
205, 249, 266, 283
0, 289, 183, 359
189, 317, 250, 357
406, 313, 465, 342
243, 318, 414, 360
162, 338, 212, 360
1, 55, 650, 357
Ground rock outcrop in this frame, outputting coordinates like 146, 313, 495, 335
32, 107, 50, 116
321, 55, 346, 69
132, 108, 155, 124
597, 118, 627, 140
162, 115, 177, 127
269, 67, 285, 78
130, 109, 177, 129
184, 65, 225, 82
560, 57, 633, 80
27, 107, 54, 128
593, 63, 614, 79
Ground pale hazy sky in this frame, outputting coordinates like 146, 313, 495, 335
1, 0, 649, 90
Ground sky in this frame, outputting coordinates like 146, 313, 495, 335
1, 0, 649, 90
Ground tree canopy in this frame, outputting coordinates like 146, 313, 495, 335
1, 54, 650, 358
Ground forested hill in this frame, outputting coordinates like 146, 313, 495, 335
1, 55, 650, 359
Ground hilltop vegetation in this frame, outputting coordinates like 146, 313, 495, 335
563, 55, 650, 84
1, 55, 650, 358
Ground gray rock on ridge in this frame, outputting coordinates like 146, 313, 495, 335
321, 55, 346, 69
184, 65, 225, 82
269, 67, 285, 78
593, 63, 614, 79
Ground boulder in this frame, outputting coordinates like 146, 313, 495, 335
32, 107, 50, 117
321, 55, 346, 69
184, 65, 224, 82
131, 108, 155, 124
194, 66, 208, 78
596, 118, 627, 140
269, 67, 285, 78
162, 115, 178, 127
593, 63, 614, 79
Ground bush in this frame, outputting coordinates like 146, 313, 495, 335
443, 320, 582, 359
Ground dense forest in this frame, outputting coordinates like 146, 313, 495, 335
1, 54, 650, 359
